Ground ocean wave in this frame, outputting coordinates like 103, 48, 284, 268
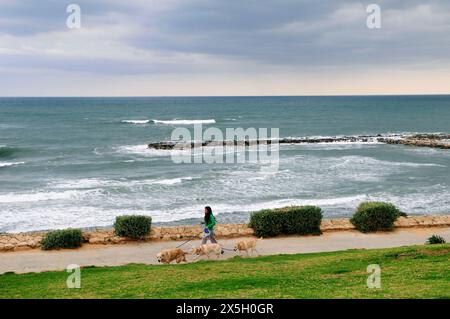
0, 146, 18, 158
121, 120, 151, 124
49, 176, 194, 190
116, 145, 175, 157
116, 144, 202, 157
148, 177, 194, 185
49, 178, 113, 189
228, 195, 369, 211
0, 189, 98, 203
0, 161, 25, 168
330, 156, 446, 169
153, 119, 216, 125
121, 119, 216, 125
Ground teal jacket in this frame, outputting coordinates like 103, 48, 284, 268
205, 214, 216, 230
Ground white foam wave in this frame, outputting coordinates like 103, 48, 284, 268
50, 176, 194, 190
148, 177, 193, 185
331, 156, 445, 169
153, 119, 216, 125
227, 195, 369, 211
121, 120, 151, 124
0, 189, 97, 203
0, 161, 25, 168
116, 145, 202, 157
116, 145, 176, 157
50, 178, 112, 189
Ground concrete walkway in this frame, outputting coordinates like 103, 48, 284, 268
1, 227, 449, 274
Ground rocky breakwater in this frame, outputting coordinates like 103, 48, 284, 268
380, 134, 450, 149
148, 133, 450, 151
148, 135, 385, 150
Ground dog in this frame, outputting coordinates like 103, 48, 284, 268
156, 248, 188, 264
191, 243, 222, 259
234, 238, 259, 257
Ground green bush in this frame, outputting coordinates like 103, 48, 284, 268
350, 202, 403, 233
114, 215, 152, 239
249, 209, 285, 237
427, 235, 446, 245
280, 206, 323, 235
41, 229, 83, 250
249, 206, 322, 237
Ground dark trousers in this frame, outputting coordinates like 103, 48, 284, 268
202, 229, 218, 244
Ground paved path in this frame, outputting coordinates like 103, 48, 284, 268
1, 227, 449, 274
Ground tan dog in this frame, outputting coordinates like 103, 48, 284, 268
156, 248, 188, 264
191, 243, 222, 259
234, 238, 259, 257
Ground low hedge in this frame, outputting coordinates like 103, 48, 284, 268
41, 229, 83, 250
249, 206, 322, 237
427, 235, 446, 245
350, 202, 404, 233
114, 215, 152, 239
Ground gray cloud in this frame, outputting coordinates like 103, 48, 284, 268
0, 0, 449, 95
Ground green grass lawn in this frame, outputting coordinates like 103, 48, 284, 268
1, 244, 449, 299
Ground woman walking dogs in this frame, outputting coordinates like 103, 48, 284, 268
202, 206, 218, 244
201, 206, 224, 255
201, 206, 224, 254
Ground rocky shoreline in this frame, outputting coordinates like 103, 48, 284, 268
147, 133, 450, 150
1, 215, 449, 253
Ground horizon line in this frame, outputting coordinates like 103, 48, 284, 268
1, 93, 450, 98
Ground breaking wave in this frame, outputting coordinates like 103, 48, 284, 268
121, 119, 216, 125
152, 119, 216, 125
121, 120, 151, 124
0, 161, 25, 168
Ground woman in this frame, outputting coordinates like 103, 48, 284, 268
202, 206, 217, 244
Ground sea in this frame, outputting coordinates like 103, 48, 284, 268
1, 95, 449, 233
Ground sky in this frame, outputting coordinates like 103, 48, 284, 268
0, 0, 450, 96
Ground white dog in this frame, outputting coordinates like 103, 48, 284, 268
191, 243, 222, 259
234, 238, 259, 257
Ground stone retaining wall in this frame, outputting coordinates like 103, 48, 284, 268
1, 215, 449, 252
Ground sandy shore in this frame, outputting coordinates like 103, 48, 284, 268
1, 227, 448, 274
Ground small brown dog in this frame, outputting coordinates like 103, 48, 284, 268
156, 248, 188, 264
191, 243, 222, 259
234, 238, 259, 257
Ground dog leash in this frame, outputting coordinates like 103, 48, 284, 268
175, 230, 238, 252
175, 232, 204, 248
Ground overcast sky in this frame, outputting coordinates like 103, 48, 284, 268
1, 0, 449, 96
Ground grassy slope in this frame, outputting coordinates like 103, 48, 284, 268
0, 244, 449, 299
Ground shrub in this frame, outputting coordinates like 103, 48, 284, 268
280, 206, 323, 235
114, 215, 152, 239
427, 235, 446, 245
249, 209, 285, 237
41, 229, 83, 250
249, 206, 322, 237
350, 202, 403, 233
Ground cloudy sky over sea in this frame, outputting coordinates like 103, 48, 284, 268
1, 0, 450, 96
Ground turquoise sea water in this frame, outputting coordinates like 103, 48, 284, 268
1, 96, 450, 232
